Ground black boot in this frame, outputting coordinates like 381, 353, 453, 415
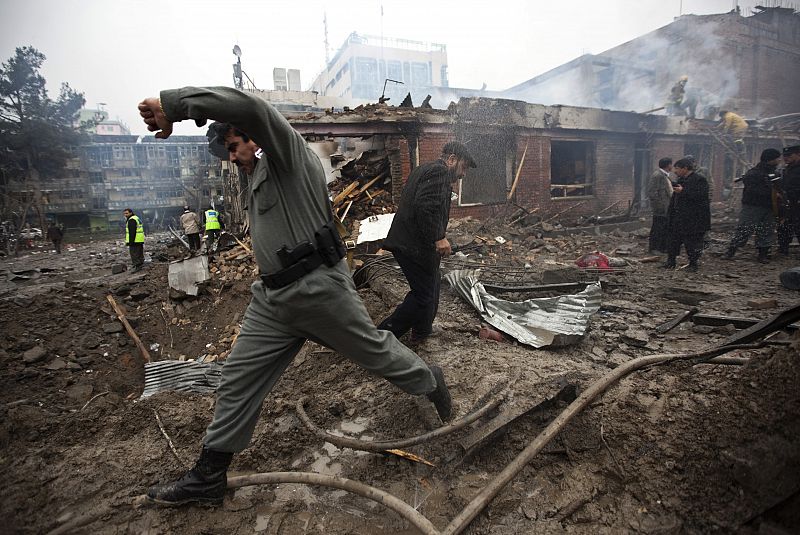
661, 258, 677, 269
757, 247, 770, 264
426, 365, 452, 421
147, 446, 233, 506
686, 261, 700, 272
723, 246, 736, 259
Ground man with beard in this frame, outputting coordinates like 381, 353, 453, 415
136, 87, 452, 507
378, 142, 476, 345
723, 149, 782, 263
662, 158, 710, 272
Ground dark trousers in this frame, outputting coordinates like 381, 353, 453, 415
729, 204, 775, 250
205, 229, 220, 251
649, 215, 669, 252
52, 239, 62, 254
777, 204, 800, 253
378, 250, 441, 339
129, 243, 144, 267
667, 231, 704, 264
186, 232, 201, 251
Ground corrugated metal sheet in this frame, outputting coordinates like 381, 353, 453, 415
141, 360, 223, 398
444, 269, 602, 348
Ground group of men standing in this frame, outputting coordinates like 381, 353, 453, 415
122, 204, 224, 272
179, 205, 222, 254
724, 145, 800, 262
647, 145, 800, 269
647, 156, 711, 272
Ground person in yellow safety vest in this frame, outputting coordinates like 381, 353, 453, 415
123, 208, 145, 272
203, 205, 222, 253
718, 110, 748, 155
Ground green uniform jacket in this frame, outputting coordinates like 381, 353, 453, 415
161, 87, 332, 275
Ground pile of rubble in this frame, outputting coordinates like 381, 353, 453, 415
328, 150, 394, 227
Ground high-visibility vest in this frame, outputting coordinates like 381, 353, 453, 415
125, 214, 145, 244
205, 209, 221, 230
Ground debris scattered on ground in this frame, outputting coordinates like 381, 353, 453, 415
2, 220, 799, 534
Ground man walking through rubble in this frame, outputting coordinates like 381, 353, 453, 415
723, 148, 782, 263
137, 86, 452, 507
647, 157, 673, 253
662, 158, 710, 272
203, 203, 222, 252
123, 208, 145, 272
378, 141, 476, 345
777, 145, 800, 256
180, 205, 201, 253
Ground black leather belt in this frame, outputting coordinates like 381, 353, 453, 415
261, 250, 326, 289
261, 220, 347, 289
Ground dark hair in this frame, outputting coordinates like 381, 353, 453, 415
783, 145, 800, 156
207, 122, 250, 159
658, 157, 673, 169
123, 207, 133, 213
673, 158, 693, 169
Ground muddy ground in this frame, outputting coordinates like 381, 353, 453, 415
1, 217, 799, 535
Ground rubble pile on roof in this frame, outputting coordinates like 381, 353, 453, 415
328, 149, 394, 226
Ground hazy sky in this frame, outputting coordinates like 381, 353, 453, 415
1, 0, 747, 135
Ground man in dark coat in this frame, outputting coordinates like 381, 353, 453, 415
662, 158, 710, 272
723, 148, 782, 263
777, 145, 800, 255
379, 141, 476, 344
647, 157, 673, 253
46, 222, 63, 254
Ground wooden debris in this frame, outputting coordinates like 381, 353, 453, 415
638, 255, 662, 263
384, 449, 435, 467
328, 150, 395, 231
153, 409, 185, 467
80, 391, 109, 411
106, 294, 152, 363
655, 308, 698, 334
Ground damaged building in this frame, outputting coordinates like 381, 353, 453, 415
503, 6, 800, 118
291, 96, 798, 223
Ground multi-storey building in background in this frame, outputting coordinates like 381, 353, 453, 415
13, 133, 226, 232
310, 32, 449, 106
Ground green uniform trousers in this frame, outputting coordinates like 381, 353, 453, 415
203, 259, 436, 452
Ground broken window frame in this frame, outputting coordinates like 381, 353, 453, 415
457, 135, 514, 207
549, 139, 595, 200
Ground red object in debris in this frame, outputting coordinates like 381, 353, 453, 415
575, 251, 610, 270
479, 326, 506, 342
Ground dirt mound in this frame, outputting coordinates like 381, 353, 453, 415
1, 226, 799, 534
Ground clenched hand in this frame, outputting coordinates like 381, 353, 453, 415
138, 97, 173, 139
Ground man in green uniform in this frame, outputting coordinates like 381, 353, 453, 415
137, 87, 452, 506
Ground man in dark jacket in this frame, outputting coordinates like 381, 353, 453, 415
46, 222, 64, 254
663, 158, 710, 272
647, 157, 673, 253
777, 145, 800, 255
379, 142, 476, 344
724, 148, 782, 263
